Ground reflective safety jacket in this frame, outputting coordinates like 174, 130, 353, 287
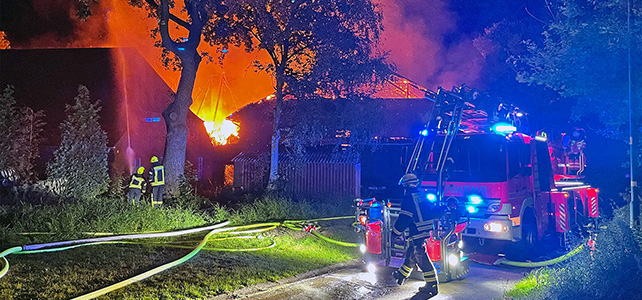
149, 163, 165, 187
393, 189, 441, 241
129, 174, 146, 190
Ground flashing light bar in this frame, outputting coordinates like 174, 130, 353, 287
145, 117, 161, 122
491, 123, 517, 134
560, 185, 592, 191
535, 135, 547, 142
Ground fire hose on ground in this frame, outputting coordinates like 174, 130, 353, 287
494, 244, 585, 268
0, 216, 358, 299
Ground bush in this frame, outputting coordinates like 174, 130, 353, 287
47, 85, 109, 201
519, 207, 642, 299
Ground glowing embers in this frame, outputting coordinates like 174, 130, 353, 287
203, 119, 239, 146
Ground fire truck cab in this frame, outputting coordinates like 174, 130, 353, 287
422, 132, 599, 248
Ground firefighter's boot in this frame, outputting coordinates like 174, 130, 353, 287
417, 283, 438, 299
392, 264, 413, 285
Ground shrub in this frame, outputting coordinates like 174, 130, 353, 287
0, 85, 46, 183
521, 207, 642, 299
47, 85, 109, 201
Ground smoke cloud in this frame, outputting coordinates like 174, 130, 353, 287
378, 0, 485, 90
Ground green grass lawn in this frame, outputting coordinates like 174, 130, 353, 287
0, 225, 360, 300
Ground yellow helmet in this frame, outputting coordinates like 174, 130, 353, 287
150, 156, 159, 163
137, 166, 145, 174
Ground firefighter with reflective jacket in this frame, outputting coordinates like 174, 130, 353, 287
149, 156, 165, 207
392, 173, 439, 298
128, 167, 146, 205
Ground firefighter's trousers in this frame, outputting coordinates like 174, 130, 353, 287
151, 185, 164, 207
128, 188, 142, 205
398, 239, 438, 289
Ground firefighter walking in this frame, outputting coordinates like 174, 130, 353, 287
128, 166, 146, 205
392, 173, 439, 299
149, 156, 165, 207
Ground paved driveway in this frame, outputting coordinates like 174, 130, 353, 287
213, 262, 526, 300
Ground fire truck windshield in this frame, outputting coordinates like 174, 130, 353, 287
422, 134, 507, 182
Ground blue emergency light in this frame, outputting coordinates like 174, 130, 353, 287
426, 193, 437, 202
491, 123, 517, 134
145, 118, 160, 122
468, 195, 482, 205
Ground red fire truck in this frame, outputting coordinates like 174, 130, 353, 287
354, 84, 598, 280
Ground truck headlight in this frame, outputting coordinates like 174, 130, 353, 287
483, 222, 508, 232
360, 244, 366, 253
448, 253, 459, 266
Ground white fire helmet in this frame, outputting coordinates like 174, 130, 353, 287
399, 173, 419, 188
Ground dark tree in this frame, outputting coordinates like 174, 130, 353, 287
0, 85, 46, 182
47, 85, 109, 200
230, 0, 391, 187
511, 0, 642, 224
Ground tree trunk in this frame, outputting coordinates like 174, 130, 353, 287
268, 73, 285, 188
162, 53, 201, 194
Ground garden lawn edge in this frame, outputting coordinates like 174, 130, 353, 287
209, 259, 361, 299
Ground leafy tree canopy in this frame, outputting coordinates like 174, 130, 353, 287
512, 0, 642, 138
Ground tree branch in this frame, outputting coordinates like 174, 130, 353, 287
159, 0, 179, 52
145, 0, 191, 30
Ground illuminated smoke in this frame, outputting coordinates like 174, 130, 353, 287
7, 0, 487, 126
377, 0, 485, 90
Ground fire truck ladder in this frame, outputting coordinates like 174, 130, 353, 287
404, 85, 476, 281
406, 85, 475, 199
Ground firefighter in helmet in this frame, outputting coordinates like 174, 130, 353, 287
392, 173, 439, 298
149, 156, 165, 207
128, 166, 146, 205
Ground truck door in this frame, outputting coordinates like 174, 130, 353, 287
532, 140, 554, 236
507, 140, 533, 223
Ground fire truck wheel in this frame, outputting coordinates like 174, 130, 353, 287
522, 223, 537, 248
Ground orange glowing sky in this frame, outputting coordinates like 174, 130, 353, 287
2, 0, 487, 121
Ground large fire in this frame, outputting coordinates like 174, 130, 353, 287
102, 0, 272, 146
204, 119, 239, 145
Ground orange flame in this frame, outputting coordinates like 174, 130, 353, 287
203, 119, 239, 146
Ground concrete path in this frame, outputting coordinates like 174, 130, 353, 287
212, 262, 526, 300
